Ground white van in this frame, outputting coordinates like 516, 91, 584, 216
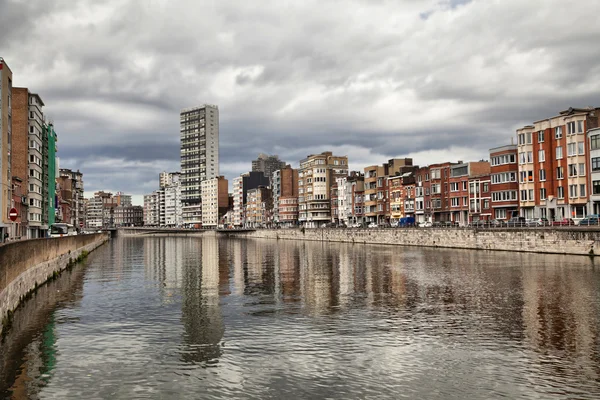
50, 223, 77, 238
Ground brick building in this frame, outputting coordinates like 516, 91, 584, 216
517, 107, 600, 220
489, 144, 519, 220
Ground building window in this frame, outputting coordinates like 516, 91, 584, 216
526, 132, 532, 144
578, 142, 585, 155
568, 121, 576, 135
593, 157, 600, 172
540, 188, 547, 200
527, 152, 533, 163
483, 199, 490, 209
518, 133, 525, 145
539, 169, 546, 181
569, 184, 578, 198
538, 131, 544, 143
450, 182, 459, 192
580, 184, 586, 198
451, 198, 460, 207
591, 135, 600, 150
557, 186, 564, 199
520, 190, 527, 201
568, 143, 576, 157
593, 180, 600, 195
496, 209, 507, 219
557, 167, 564, 179
483, 183, 489, 192
555, 126, 563, 139
538, 149, 545, 162
579, 163, 585, 176
556, 146, 563, 159
568, 164, 578, 177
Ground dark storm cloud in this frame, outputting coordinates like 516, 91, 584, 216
2, 0, 600, 202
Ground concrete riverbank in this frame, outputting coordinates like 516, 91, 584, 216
0, 233, 109, 335
223, 227, 600, 256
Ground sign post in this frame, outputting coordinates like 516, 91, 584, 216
9, 208, 18, 222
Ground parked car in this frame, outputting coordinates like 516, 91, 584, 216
552, 218, 575, 226
349, 222, 362, 228
489, 219, 506, 227
368, 222, 378, 228
578, 215, 600, 226
506, 216, 527, 227
529, 218, 549, 226
419, 221, 432, 228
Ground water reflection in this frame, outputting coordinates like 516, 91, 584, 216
1, 236, 599, 399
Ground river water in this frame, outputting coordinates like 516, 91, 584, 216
1, 236, 600, 399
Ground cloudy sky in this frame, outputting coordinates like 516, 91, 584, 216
2, 0, 600, 204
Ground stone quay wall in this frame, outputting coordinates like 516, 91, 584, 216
223, 228, 600, 257
0, 233, 109, 333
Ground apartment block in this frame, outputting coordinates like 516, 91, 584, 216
232, 171, 270, 227
245, 186, 272, 228
114, 205, 143, 227
13, 88, 45, 237
180, 104, 219, 227
490, 145, 519, 220
334, 174, 363, 226
11, 87, 29, 238
298, 152, 348, 228
58, 169, 84, 228
364, 158, 414, 225
201, 176, 228, 228
43, 123, 58, 229
86, 191, 116, 228
273, 166, 299, 227
517, 107, 600, 220
143, 192, 159, 226
0, 58, 13, 240
589, 127, 600, 214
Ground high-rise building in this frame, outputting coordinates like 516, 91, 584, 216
143, 192, 160, 226
159, 171, 180, 189
298, 151, 348, 228
180, 104, 219, 227
43, 123, 58, 229
252, 153, 286, 182
86, 191, 116, 228
0, 58, 13, 241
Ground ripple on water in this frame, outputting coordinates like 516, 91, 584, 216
1, 237, 599, 399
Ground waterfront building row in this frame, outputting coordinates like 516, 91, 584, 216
0, 57, 82, 240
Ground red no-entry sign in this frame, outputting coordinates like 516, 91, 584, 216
9, 208, 18, 222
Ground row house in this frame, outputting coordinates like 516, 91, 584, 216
517, 107, 600, 220
414, 166, 431, 224
429, 162, 454, 222
363, 158, 413, 225
448, 161, 491, 225
114, 205, 144, 227
388, 171, 416, 225
334, 172, 364, 226
489, 145, 519, 220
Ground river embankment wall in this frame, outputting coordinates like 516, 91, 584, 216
0, 233, 109, 334
224, 228, 600, 256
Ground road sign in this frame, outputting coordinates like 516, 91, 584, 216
9, 208, 18, 222
80, 222, 84, 228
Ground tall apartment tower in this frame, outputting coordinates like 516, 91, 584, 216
0, 58, 13, 241
252, 153, 286, 182
180, 104, 219, 227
